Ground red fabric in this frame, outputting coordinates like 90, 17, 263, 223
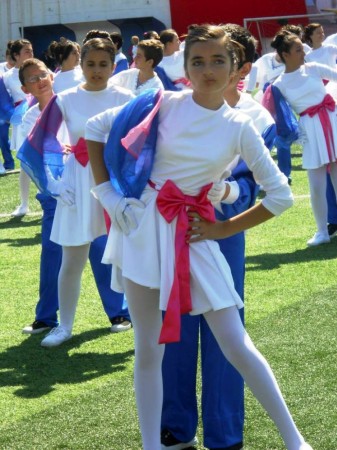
154, 179, 215, 344
71, 137, 89, 167
173, 77, 192, 87
300, 94, 336, 162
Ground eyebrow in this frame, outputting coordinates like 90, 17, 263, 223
190, 54, 226, 60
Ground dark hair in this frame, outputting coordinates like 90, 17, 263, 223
5, 40, 14, 57
183, 24, 242, 72
110, 32, 123, 50
19, 58, 48, 85
81, 38, 116, 64
281, 24, 304, 40
48, 39, 78, 65
137, 39, 164, 67
270, 30, 300, 63
10, 39, 32, 62
304, 23, 322, 45
159, 29, 178, 46
221, 23, 257, 66
143, 30, 160, 40
83, 29, 112, 44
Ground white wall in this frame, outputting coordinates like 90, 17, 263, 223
0, 0, 171, 59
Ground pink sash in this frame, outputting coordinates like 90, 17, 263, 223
300, 94, 336, 162
153, 179, 215, 344
71, 137, 89, 167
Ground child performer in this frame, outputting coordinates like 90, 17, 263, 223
18, 39, 134, 347
18, 57, 131, 336
86, 25, 312, 450
1, 39, 34, 216
268, 30, 337, 246
48, 39, 83, 93
161, 23, 276, 450
110, 39, 164, 95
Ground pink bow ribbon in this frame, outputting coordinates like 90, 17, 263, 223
300, 94, 336, 162
155, 179, 215, 344
71, 137, 89, 167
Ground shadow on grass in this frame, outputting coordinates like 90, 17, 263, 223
246, 240, 337, 271
0, 327, 134, 398
0, 217, 41, 229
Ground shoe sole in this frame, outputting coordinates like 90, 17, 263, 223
307, 239, 330, 247
22, 327, 51, 335
161, 437, 198, 450
111, 324, 132, 333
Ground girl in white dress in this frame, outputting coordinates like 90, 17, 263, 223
49, 39, 84, 93
2, 39, 34, 217
86, 25, 312, 450
271, 30, 337, 246
39, 38, 134, 347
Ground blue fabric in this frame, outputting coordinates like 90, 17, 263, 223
327, 173, 337, 223
0, 121, 14, 169
10, 100, 29, 125
104, 88, 160, 198
154, 66, 181, 91
270, 85, 298, 141
0, 76, 14, 122
113, 57, 129, 75
17, 95, 65, 195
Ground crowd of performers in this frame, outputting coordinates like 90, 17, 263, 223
2, 20, 337, 450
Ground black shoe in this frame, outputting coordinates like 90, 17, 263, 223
209, 443, 243, 450
109, 316, 132, 333
22, 320, 51, 335
327, 223, 337, 238
161, 429, 198, 449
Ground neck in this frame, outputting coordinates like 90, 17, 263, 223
285, 62, 301, 73
224, 86, 241, 107
312, 43, 322, 50
138, 67, 155, 83
192, 91, 225, 110
38, 92, 54, 111
61, 61, 76, 72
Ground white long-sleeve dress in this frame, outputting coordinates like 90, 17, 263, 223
86, 90, 292, 314
273, 62, 337, 169
51, 84, 134, 246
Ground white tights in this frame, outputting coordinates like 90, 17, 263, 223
19, 169, 30, 208
307, 163, 337, 233
58, 244, 90, 332
123, 278, 306, 450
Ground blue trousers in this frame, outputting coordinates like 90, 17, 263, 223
35, 194, 130, 327
327, 173, 337, 224
0, 121, 14, 169
276, 139, 291, 179
162, 232, 245, 449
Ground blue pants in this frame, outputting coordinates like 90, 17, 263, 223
276, 138, 291, 179
327, 173, 337, 224
162, 232, 245, 449
34, 193, 130, 327
0, 121, 14, 169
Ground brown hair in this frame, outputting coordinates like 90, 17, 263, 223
137, 39, 164, 67
81, 38, 116, 64
19, 58, 48, 85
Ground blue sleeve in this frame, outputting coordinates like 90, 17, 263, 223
113, 59, 129, 75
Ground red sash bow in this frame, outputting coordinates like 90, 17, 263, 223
155, 179, 215, 344
71, 137, 89, 167
300, 94, 336, 162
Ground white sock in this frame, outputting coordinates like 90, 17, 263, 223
19, 169, 30, 208
58, 244, 90, 333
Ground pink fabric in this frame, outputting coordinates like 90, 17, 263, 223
71, 137, 89, 167
154, 179, 215, 344
300, 94, 336, 163
120, 90, 163, 159
174, 77, 192, 87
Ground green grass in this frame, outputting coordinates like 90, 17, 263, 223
0, 147, 336, 449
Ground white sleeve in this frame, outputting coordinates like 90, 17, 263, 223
245, 65, 257, 92
238, 118, 293, 216
306, 62, 337, 83
85, 105, 124, 143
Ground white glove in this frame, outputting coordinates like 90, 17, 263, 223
207, 179, 230, 205
91, 181, 145, 235
45, 167, 75, 206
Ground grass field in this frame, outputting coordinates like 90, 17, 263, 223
0, 148, 336, 449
